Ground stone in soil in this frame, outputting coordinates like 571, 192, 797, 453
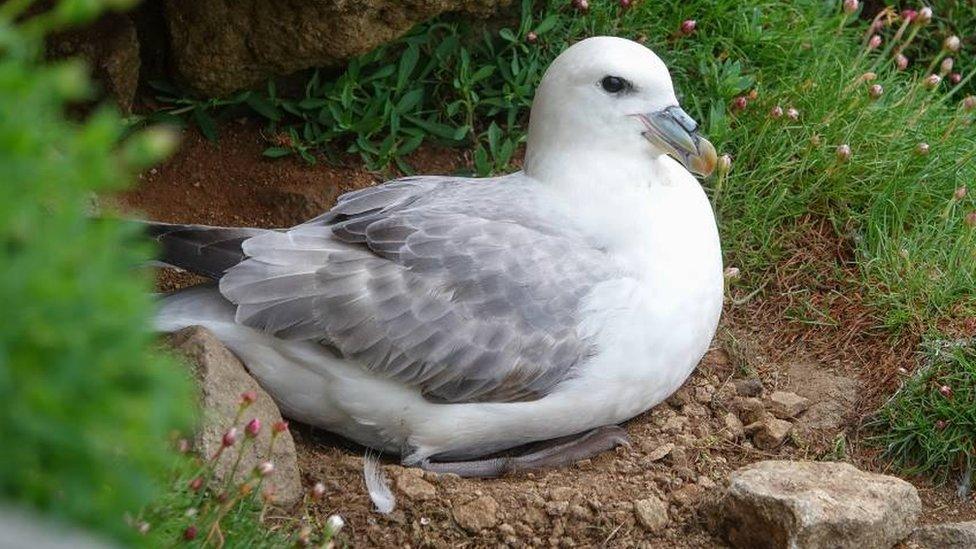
392, 467, 437, 501
709, 460, 921, 549
905, 521, 976, 548
764, 391, 810, 419
169, 326, 303, 506
781, 361, 860, 451
452, 494, 500, 533
734, 377, 764, 397
746, 415, 792, 450
634, 496, 669, 532
732, 397, 766, 424
722, 411, 746, 440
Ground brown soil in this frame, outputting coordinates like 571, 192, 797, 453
118, 124, 975, 547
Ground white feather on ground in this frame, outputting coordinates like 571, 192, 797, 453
363, 452, 395, 514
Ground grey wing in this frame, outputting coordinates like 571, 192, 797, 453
218, 175, 620, 403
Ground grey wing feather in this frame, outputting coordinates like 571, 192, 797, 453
219, 175, 620, 403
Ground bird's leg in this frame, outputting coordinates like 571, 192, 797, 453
419, 425, 630, 478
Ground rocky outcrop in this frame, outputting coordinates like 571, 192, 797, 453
163, 0, 512, 96
47, 13, 140, 112
905, 521, 976, 548
709, 460, 921, 549
169, 326, 303, 507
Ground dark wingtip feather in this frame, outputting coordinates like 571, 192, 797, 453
144, 221, 266, 280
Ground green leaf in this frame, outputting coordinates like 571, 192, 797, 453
499, 28, 516, 42
191, 107, 218, 142
263, 147, 293, 158
397, 44, 420, 90
471, 65, 496, 83
395, 88, 424, 114
534, 14, 560, 35
245, 94, 281, 121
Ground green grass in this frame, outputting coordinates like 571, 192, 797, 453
871, 343, 976, 489
143, 0, 976, 511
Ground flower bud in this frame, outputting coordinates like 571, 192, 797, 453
935, 419, 947, 430
901, 9, 917, 23
327, 515, 346, 533
949, 72, 962, 85
895, 54, 909, 71
526, 31, 538, 43
137, 521, 150, 535
940, 57, 954, 76
189, 476, 204, 492
944, 35, 961, 52
272, 420, 289, 434
241, 391, 257, 406
868, 34, 882, 49
572, 0, 588, 12
724, 266, 741, 279
786, 107, 800, 120
222, 427, 239, 448
770, 105, 784, 118
967, 211, 976, 228
915, 142, 930, 155
859, 72, 877, 82
939, 385, 953, 398
868, 84, 883, 99
954, 187, 967, 200
312, 481, 327, 500
964, 96, 976, 111
245, 418, 261, 438
256, 461, 275, 477
732, 96, 748, 111
184, 525, 198, 541
917, 7, 932, 24
924, 74, 941, 89
748, 89, 759, 101
843, 0, 858, 14
717, 154, 733, 174
680, 20, 697, 36
835, 144, 851, 162
619, 0, 633, 9
810, 134, 822, 147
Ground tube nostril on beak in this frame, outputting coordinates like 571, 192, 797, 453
635, 106, 716, 177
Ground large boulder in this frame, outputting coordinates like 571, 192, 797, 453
708, 460, 920, 549
169, 326, 303, 507
47, 13, 140, 112
905, 521, 976, 548
164, 0, 512, 96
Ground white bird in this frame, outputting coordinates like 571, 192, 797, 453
151, 36, 723, 477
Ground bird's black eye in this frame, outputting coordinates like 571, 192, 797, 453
600, 75, 629, 94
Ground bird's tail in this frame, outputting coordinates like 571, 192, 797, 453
143, 221, 268, 280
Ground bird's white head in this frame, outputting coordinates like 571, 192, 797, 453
525, 36, 716, 181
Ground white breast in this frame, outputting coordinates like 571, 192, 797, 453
561, 157, 724, 423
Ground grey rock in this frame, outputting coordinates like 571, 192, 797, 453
733, 397, 766, 424
764, 391, 810, 419
169, 326, 303, 507
47, 13, 140, 112
392, 467, 437, 501
734, 378, 764, 397
746, 415, 792, 450
634, 496, 669, 532
164, 0, 513, 96
710, 460, 921, 549
453, 495, 500, 532
906, 521, 976, 548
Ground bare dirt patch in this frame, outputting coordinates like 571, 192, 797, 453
121, 124, 975, 547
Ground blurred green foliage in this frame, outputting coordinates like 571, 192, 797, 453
0, 0, 193, 542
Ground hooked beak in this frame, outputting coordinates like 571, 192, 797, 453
635, 106, 717, 177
